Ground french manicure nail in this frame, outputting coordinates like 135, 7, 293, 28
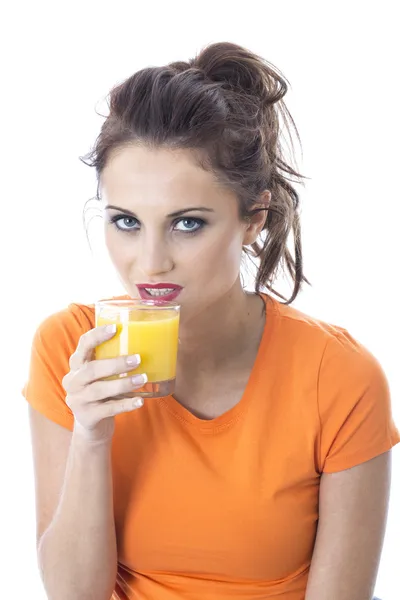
131, 373, 147, 385
126, 354, 141, 366
132, 397, 144, 408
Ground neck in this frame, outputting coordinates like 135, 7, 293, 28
177, 283, 265, 373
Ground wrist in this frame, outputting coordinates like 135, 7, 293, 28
72, 423, 114, 450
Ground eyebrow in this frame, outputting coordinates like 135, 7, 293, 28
104, 205, 215, 218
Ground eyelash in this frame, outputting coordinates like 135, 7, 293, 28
109, 215, 206, 235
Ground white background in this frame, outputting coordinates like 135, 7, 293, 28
1, 1, 399, 598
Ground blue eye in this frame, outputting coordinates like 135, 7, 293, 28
173, 218, 204, 233
110, 216, 138, 231
109, 215, 205, 235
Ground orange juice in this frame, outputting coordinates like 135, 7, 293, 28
95, 307, 180, 383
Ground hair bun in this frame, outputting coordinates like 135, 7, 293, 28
194, 42, 287, 106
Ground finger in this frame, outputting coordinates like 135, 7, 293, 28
94, 396, 144, 419
69, 325, 117, 371
73, 353, 141, 387
82, 373, 148, 403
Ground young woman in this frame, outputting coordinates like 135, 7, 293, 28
24, 42, 398, 600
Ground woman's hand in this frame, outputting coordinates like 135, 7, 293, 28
62, 325, 146, 443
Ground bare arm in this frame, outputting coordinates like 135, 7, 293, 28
32, 408, 117, 600
305, 451, 391, 600
29, 324, 145, 600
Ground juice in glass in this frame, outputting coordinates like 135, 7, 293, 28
95, 299, 180, 398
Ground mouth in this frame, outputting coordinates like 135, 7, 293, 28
136, 284, 182, 302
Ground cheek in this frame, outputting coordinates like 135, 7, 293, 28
104, 230, 130, 269
104, 224, 114, 249
189, 229, 243, 279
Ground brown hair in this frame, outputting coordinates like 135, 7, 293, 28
80, 41, 311, 304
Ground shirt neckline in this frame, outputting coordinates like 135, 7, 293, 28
158, 292, 279, 434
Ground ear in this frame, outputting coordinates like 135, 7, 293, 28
242, 190, 271, 246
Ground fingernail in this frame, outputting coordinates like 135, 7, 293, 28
131, 373, 147, 385
132, 397, 144, 408
126, 354, 141, 366
105, 324, 116, 333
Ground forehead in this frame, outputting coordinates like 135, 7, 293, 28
100, 145, 225, 203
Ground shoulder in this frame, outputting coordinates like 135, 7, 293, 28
271, 295, 354, 342
33, 301, 95, 350
269, 295, 376, 368
23, 301, 97, 427
31, 292, 131, 355
269, 295, 389, 409
267, 297, 399, 471
271, 299, 376, 362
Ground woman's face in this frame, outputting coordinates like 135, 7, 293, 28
100, 145, 266, 321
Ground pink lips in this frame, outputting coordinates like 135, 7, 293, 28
136, 284, 182, 302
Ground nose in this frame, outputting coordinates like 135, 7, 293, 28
138, 231, 174, 277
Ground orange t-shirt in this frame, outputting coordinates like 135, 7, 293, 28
22, 293, 400, 600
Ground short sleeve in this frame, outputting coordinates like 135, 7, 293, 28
318, 333, 400, 473
22, 305, 93, 431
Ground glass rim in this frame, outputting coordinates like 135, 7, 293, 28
95, 298, 180, 310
